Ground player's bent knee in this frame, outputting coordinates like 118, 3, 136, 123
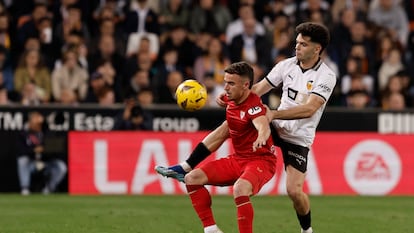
233, 179, 253, 197
184, 169, 207, 185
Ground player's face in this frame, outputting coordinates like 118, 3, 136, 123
295, 33, 320, 64
223, 73, 249, 103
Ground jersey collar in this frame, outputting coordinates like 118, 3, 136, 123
296, 57, 323, 72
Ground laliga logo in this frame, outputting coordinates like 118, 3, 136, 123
344, 140, 401, 195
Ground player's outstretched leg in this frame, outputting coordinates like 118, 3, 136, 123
154, 164, 187, 183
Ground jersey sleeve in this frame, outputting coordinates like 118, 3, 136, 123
311, 72, 337, 102
265, 61, 285, 87
246, 95, 267, 121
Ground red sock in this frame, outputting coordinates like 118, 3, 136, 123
235, 196, 253, 233
186, 185, 216, 227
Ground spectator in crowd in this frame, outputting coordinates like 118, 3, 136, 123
225, 3, 265, 45
153, 48, 184, 90
84, 71, 107, 103
136, 86, 155, 107
341, 56, 375, 97
124, 0, 159, 35
377, 47, 404, 91
379, 72, 412, 107
123, 50, 155, 86
16, 2, 49, 52
36, 16, 60, 70
126, 33, 159, 60
267, 12, 294, 61
158, 0, 189, 34
156, 70, 183, 104
88, 17, 125, 58
92, 0, 126, 24
331, 0, 367, 23
124, 69, 151, 100
92, 58, 122, 102
203, 72, 224, 107
20, 81, 43, 105
229, 17, 272, 71
368, 0, 409, 47
381, 91, 406, 110
54, 3, 91, 47
159, 25, 196, 77
114, 99, 153, 130
16, 111, 67, 195
52, 0, 79, 26
261, 0, 297, 27
331, 8, 356, 46
14, 49, 51, 103
88, 34, 125, 81
297, 0, 333, 28
345, 89, 371, 109
0, 84, 11, 104
396, 70, 414, 107
188, 0, 232, 36
0, 12, 10, 52
51, 49, 88, 103
0, 44, 13, 92
58, 30, 89, 70
193, 37, 230, 85
96, 86, 115, 106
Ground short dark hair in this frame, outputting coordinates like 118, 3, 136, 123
224, 61, 254, 88
296, 22, 330, 53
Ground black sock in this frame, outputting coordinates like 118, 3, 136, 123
297, 210, 311, 230
185, 142, 211, 168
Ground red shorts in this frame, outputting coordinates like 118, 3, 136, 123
199, 154, 277, 195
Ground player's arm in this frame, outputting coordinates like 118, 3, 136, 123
251, 78, 274, 97
201, 121, 230, 151
251, 115, 271, 152
268, 94, 325, 120
183, 120, 229, 170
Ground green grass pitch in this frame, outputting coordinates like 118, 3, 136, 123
0, 194, 412, 233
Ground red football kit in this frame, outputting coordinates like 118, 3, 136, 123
200, 92, 277, 194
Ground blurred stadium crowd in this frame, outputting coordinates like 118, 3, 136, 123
0, 0, 413, 110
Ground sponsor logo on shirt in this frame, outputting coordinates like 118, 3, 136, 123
288, 88, 298, 101
317, 83, 331, 93
248, 106, 262, 115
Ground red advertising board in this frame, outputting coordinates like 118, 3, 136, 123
68, 132, 414, 195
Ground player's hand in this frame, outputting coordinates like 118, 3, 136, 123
216, 92, 227, 108
252, 137, 267, 152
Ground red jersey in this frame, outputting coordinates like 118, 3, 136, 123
225, 92, 275, 158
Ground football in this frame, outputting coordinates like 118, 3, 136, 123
175, 79, 208, 111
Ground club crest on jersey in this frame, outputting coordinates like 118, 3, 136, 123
306, 80, 313, 91
240, 111, 245, 119
248, 106, 262, 115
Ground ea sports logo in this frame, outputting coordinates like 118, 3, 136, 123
344, 140, 401, 195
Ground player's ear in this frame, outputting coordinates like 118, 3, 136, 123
315, 44, 322, 54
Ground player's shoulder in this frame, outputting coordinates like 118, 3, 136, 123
276, 57, 298, 68
319, 62, 336, 75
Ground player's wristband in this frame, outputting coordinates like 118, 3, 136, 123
186, 142, 211, 168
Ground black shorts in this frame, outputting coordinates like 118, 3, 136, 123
270, 125, 310, 173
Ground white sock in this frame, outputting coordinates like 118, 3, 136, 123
204, 224, 218, 233
301, 227, 313, 233
180, 161, 192, 172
